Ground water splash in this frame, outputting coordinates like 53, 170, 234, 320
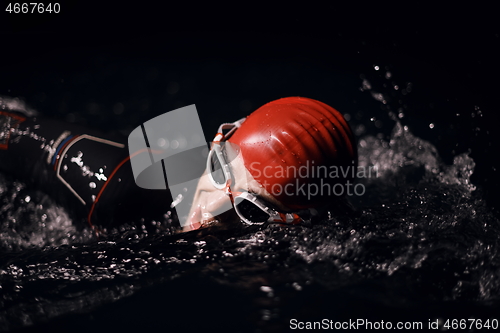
358, 121, 476, 193
0, 175, 95, 251
0, 96, 38, 117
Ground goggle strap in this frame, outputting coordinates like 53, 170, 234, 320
208, 117, 310, 226
224, 178, 233, 197
213, 133, 224, 143
272, 212, 303, 225
216, 117, 246, 140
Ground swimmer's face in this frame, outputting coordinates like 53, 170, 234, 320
184, 146, 288, 232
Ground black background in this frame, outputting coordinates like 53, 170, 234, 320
2, 3, 499, 126
2, 2, 499, 208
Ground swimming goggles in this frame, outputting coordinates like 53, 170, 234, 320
206, 118, 308, 225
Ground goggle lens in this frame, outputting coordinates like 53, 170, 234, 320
209, 149, 226, 186
234, 196, 270, 223
205, 118, 304, 225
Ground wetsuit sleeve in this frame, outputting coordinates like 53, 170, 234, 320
0, 111, 172, 230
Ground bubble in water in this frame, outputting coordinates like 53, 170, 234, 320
157, 138, 169, 148
361, 79, 372, 90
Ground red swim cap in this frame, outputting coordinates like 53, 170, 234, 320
228, 97, 357, 210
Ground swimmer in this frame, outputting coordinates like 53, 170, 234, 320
0, 96, 357, 234
184, 96, 357, 231
0, 96, 171, 233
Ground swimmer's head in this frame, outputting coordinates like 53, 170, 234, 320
186, 97, 357, 231
228, 97, 357, 209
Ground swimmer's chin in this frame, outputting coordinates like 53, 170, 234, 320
180, 210, 241, 233
181, 218, 219, 232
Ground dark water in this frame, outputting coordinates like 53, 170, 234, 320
1, 37, 500, 332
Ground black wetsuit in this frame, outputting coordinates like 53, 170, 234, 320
0, 110, 173, 231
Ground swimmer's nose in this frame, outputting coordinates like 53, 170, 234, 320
205, 189, 233, 217
188, 189, 234, 229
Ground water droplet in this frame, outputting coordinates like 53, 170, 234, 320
89, 182, 96, 189
25, 196, 31, 203
260, 286, 273, 293
374, 65, 380, 71
361, 79, 371, 90
429, 123, 435, 129
157, 138, 169, 148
